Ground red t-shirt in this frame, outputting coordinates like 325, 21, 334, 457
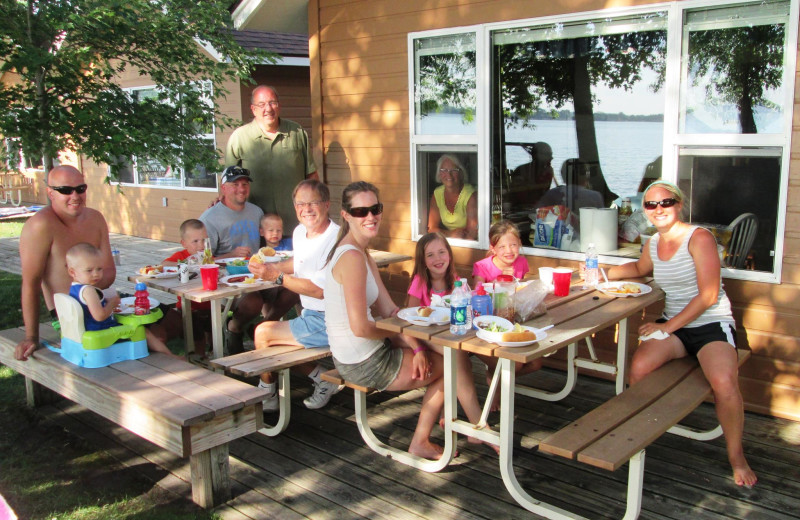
163, 249, 210, 310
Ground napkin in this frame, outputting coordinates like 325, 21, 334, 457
639, 330, 669, 341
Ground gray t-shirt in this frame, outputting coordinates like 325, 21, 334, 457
199, 202, 263, 256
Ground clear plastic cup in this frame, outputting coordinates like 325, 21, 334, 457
538, 267, 554, 292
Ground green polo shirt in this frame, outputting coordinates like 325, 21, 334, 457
225, 118, 316, 230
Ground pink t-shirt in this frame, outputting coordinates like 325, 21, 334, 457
472, 255, 529, 282
407, 274, 449, 307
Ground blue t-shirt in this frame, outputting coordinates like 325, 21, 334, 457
69, 283, 117, 331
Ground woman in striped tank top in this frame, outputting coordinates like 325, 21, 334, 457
606, 180, 756, 487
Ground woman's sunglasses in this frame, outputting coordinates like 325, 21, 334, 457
347, 203, 383, 218
48, 184, 88, 195
643, 198, 677, 210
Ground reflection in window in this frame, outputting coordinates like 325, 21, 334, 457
414, 34, 477, 135
491, 14, 667, 250
681, 0, 790, 134
678, 149, 780, 273
415, 148, 478, 240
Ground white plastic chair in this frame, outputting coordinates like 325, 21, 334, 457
724, 213, 758, 269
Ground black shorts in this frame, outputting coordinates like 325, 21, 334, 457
657, 318, 736, 357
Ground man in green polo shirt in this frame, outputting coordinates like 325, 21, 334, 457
225, 85, 318, 231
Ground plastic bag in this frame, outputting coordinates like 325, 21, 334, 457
514, 280, 549, 323
530, 205, 580, 251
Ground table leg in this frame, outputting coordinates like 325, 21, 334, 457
210, 300, 224, 360
181, 296, 195, 355
616, 317, 629, 395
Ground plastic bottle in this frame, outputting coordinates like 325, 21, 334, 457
450, 280, 471, 335
461, 278, 472, 327
471, 284, 493, 320
493, 274, 516, 321
134, 282, 151, 315
584, 242, 599, 289
202, 238, 214, 265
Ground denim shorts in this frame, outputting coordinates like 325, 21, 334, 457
333, 339, 404, 391
289, 309, 329, 348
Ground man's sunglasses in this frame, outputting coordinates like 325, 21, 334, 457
347, 203, 383, 218
48, 184, 88, 195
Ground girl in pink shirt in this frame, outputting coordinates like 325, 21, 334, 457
407, 232, 457, 307
472, 220, 529, 287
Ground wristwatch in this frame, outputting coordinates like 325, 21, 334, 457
274, 272, 284, 286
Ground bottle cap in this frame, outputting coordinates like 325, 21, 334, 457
135, 282, 146, 291
454, 280, 462, 287
476, 285, 487, 295
496, 274, 514, 282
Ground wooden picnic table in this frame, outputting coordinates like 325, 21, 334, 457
377, 276, 667, 518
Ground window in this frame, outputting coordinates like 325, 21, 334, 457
409, 0, 797, 281
114, 83, 217, 190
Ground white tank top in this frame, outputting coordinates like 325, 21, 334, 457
324, 244, 383, 364
650, 226, 734, 328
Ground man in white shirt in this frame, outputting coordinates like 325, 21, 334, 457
248, 179, 341, 410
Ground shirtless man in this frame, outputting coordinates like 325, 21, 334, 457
15, 165, 116, 361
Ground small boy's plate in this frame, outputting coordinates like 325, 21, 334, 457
397, 307, 449, 326
115, 296, 160, 315
220, 273, 262, 287
597, 281, 652, 298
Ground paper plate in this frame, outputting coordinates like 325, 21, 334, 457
397, 306, 449, 326
115, 296, 160, 315
220, 273, 263, 287
597, 281, 652, 298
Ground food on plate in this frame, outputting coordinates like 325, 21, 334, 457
228, 259, 248, 266
139, 265, 162, 275
259, 246, 276, 257
501, 324, 537, 343
477, 321, 509, 333
417, 306, 434, 317
243, 277, 257, 284
227, 275, 248, 283
607, 283, 642, 295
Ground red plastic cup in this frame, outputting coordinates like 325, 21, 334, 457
552, 268, 573, 297
199, 264, 219, 290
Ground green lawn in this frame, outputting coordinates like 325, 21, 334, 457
0, 220, 216, 519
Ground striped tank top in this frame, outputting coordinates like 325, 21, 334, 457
650, 226, 734, 328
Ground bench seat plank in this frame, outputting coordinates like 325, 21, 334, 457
321, 369, 373, 393
141, 355, 266, 406
539, 358, 698, 459
577, 368, 712, 471
224, 347, 332, 378
208, 344, 302, 370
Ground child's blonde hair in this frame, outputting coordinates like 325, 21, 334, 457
488, 219, 521, 248
409, 232, 457, 304
66, 242, 102, 268
179, 219, 205, 238
260, 212, 283, 227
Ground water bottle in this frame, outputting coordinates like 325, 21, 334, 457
450, 280, 471, 335
471, 284, 493, 320
134, 282, 151, 315
584, 242, 599, 289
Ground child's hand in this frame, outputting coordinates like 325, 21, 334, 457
231, 246, 252, 257
577, 263, 587, 281
107, 293, 121, 309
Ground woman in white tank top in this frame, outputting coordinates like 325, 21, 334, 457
605, 180, 756, 487
324, 181, 446, 461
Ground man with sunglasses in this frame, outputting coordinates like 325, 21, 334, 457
15, 165, 116, 361
248, 179, 342, 411
225, 85, 319, 234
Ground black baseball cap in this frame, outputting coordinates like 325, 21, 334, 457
221, 165, 252, 184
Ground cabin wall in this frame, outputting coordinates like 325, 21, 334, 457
309, 0, 800, 421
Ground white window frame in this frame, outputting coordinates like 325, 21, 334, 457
111, 81, 218, 191
408, 0, 798, 283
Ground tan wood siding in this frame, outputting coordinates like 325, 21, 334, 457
310, 0, 800, 422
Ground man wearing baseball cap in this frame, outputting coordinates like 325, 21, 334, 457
199, 165, 264, 353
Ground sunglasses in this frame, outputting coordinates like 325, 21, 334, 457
643, 198, 678, 210
347, 203, 383, 218
48, 184, 88, 195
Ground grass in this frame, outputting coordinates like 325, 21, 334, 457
0, 219, 218, 520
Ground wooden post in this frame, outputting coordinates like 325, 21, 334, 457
24, 376, 60, 407
189, 444, 231, 508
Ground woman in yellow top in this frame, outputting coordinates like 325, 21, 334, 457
427, 154, 478, 240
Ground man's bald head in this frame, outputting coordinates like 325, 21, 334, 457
48, 165, 84, 185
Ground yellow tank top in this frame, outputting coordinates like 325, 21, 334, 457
434, 183, 476, 230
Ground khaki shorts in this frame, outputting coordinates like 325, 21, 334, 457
333, 339, 404, 391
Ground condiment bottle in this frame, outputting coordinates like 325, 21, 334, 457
134, 282, 150, 315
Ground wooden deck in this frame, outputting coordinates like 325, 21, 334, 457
1, 216, 799, 518
16, 364, 799, 520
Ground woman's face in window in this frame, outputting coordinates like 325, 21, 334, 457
439, 158, 462, 188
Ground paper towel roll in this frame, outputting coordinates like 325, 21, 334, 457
580, 207, 618, 253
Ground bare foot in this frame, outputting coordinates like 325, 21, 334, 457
467, 435, 500, 455
408, 440, 444, 460
733, 461, 757, 488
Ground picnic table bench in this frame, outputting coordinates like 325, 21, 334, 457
210, 345, 332, 436
538, 348, 751, 519
1, 172, 33, 206
0, 324, 267, 508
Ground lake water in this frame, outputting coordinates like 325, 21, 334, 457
422, 114, 664, 198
